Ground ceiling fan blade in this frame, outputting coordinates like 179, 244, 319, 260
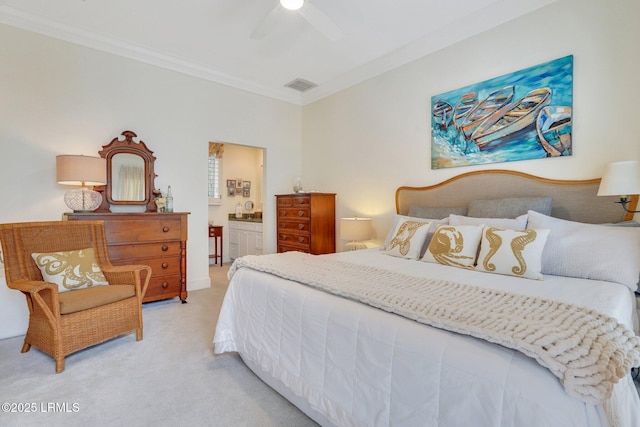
250, 5, 282, 40
298, 2, 343, 41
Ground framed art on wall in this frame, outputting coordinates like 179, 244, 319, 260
431, 55, 573, 169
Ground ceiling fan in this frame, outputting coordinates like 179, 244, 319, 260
251, 0, 343, 42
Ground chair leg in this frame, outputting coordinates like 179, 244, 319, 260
21, 341, 31, 353
55, 357, 65, 374
136, 328, 143, 341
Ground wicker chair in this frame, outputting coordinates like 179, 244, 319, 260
0, 220, 151, 373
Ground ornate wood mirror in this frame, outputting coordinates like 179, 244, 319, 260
95, 130, 158, 212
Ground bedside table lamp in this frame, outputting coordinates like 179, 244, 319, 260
56, 155, 107, 212
597, 160, 640, 213
341, 217, 372, 251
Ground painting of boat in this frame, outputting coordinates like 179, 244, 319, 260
471, 87, 551, 150
453, 93, 478, 129
432, 100, 453, 129
458, 86, 514, 138
430, 55, 573, 169
536, 105, 572, 157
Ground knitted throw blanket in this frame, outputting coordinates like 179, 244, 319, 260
229, 252, 640, 405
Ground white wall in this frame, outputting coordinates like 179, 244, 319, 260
0, 24, 301, 339
301, 0, 640, 247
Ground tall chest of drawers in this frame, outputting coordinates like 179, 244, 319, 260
63, 212, 189, 303
276, 193, 336, 254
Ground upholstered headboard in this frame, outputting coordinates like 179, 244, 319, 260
396, 170, 637, 224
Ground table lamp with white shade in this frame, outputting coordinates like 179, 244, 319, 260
56, 155, 107, 212
340, 217, 372, 251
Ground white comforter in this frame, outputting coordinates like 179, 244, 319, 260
214, 249, 640, 427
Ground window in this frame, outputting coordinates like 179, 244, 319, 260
208, 154, 222, 205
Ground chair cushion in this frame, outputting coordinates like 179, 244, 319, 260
58, 285, 136, 315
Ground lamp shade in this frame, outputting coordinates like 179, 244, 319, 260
340, 217, 372, 241
56, 155, 106, 186
597, 160, 640, 196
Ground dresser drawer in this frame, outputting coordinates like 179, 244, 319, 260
278, 243, 310, 253
278, 232, 310, 247
108, 242, 181, 261
144, 275, 182, 301
111, 255, 181, 277
277, 195, 310, 207
277, 208, 310, 219
104, 218, 183, 243
278, 221, 310, 233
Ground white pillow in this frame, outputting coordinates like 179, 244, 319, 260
422, 224, 484, 269
449, 213, 528, 229
526, 210, 640, 290
31, 247, 108, 293
383, 218, 432, 260
384, 214, 448, 255
476, 226, 549, 280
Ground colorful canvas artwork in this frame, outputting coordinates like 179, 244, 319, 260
431, 55, 573, 169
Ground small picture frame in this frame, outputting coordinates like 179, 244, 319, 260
227, 187, 236, 196
243, 181, 251, 190
236, 179, 243, 189
243, 188, 250, 197
226, 179, 235, 188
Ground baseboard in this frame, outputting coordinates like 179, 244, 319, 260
187, 276, 211, 291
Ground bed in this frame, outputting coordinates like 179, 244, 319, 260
214, 170, 640, 427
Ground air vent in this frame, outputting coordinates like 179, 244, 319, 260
284, 78, 317, 92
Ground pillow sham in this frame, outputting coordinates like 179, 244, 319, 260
408, 205, 467, 220
449, 213, 528, 230
383, 214, 447, 251
468, 197, 552, 218
475, 226, 549, 280
526, 210, 640, 290
383, 218, 432, 260
422, 224, 483, 269
31, 247, 108, 293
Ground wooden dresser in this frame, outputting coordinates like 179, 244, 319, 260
276, 193, 336, 254
64, 212, 189, 303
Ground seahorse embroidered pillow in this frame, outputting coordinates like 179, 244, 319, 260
383, 219, 432, 260
31, 248, 108, 293
422, 224, 483, 269
475, 227, 549, 280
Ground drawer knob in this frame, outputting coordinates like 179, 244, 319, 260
281, 223, 287, 228
298, 237, 304, 243
162, 282, 169, 289
297, 211, 304, 217
163, 226, 170, 232
162, 245, 169, 251
281, 235, 287, 240
280, 210, 287, 216
298, 224, 304, 230
162, 262, 168, 268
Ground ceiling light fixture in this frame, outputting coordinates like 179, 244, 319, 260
280, 0, 304, 11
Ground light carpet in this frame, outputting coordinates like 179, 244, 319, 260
0, 265, 317, 427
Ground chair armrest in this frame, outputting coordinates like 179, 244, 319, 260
101, 265, 152, 299
10, 279, 60, 323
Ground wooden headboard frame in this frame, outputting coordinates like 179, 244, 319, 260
396, 170, 638, 224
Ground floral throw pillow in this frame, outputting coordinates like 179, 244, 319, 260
31, 247, 108, 293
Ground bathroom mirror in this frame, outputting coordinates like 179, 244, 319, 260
95, 130, 157, 212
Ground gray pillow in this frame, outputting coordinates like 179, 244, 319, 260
408, 205, 467, 220
468, 197, 552, 218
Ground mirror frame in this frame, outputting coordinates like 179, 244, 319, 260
94, 130, 158, 212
